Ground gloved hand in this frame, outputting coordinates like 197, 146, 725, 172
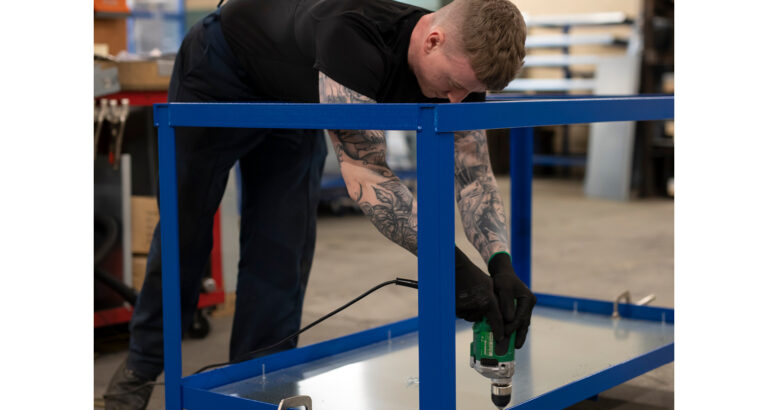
488, 252, 536, 349
454, 246, 508, 354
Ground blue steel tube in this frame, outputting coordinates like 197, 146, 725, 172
509, 127, 533, 288
156, 105, 184, 410
417, 106, 456, 409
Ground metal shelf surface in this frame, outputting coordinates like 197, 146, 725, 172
210, 306, 672, 409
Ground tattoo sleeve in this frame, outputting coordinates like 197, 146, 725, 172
454, 129, 510, 262
318, 72, 418, 255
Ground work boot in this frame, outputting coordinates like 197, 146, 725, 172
103, 360, 156, 410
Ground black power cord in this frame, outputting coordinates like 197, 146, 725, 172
194, 277, 418, 374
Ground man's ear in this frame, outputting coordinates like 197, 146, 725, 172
423, 29, 445, 54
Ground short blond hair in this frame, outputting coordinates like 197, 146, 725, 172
436, 0, 527, 91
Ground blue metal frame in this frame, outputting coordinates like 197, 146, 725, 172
153, 95, 674, 410
532, 154, 587, 167
416, 106, 457, 410
509, 127, 534, 287
156, 104, 183, 410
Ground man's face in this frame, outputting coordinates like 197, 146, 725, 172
415, 43, 486, 103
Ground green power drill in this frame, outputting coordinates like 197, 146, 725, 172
470, 317, 515, 409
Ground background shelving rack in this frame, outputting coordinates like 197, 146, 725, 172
153, 95, 674, 409
93, 92, 226, 329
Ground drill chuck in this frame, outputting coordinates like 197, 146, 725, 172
491, 383, 512, 409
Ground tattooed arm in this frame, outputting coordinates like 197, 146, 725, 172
454, 129, 510, 262
318, 72, 418, 255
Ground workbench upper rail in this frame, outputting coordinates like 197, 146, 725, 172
153, 95, 673, 131
153, 102, 424, 130
435, 95, 674, 132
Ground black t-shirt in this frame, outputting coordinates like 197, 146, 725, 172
220, 0, 484, 103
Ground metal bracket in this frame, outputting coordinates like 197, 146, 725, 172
277, 395, 312, 410
612, 290, 656, 318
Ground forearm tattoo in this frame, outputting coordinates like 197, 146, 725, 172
359, 180, 418, 255
319, 72, 418, 255
454, 129, 510, 262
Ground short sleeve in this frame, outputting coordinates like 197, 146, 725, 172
313, 16, 387, 101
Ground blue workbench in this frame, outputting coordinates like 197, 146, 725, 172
153, 95, 674, 409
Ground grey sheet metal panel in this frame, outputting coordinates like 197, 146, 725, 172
212, 306, 673, 409
584, 56, 642, 201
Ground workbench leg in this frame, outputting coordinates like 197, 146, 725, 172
417, 106, 456, 410
156, 105, 183, 410
509, 127, 533, 288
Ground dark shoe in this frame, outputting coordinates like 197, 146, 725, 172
104, 360, 156, 410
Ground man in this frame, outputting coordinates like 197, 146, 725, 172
105, 0, 535, 408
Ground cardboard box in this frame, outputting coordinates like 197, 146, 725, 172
94, 18, 127, 55
132, 255, 148, 291
116, 60, 173, 91
131, 196, 159, 254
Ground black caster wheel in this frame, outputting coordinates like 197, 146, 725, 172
188, 309, 211, 339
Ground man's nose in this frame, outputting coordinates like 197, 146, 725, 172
448, 90, 470, 103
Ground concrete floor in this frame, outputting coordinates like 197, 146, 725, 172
94, 177, 674, 409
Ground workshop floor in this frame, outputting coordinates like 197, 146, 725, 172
94, 176, 674, 409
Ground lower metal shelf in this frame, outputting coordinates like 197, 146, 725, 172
207, 304, 673, 409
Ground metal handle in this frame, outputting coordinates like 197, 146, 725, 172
635, 294, 656, 306
612, 290, 657, 319
612, 290, 630, 318
277, 395, 312, 410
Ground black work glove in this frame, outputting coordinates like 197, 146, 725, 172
488, 252, 537, 349
454, 246, 508, 355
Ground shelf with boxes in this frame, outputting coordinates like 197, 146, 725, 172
94, 0, 227, 330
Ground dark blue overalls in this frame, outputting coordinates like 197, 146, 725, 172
126, 9, 327, 379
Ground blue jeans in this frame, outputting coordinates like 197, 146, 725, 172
127, 10, 327, 379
